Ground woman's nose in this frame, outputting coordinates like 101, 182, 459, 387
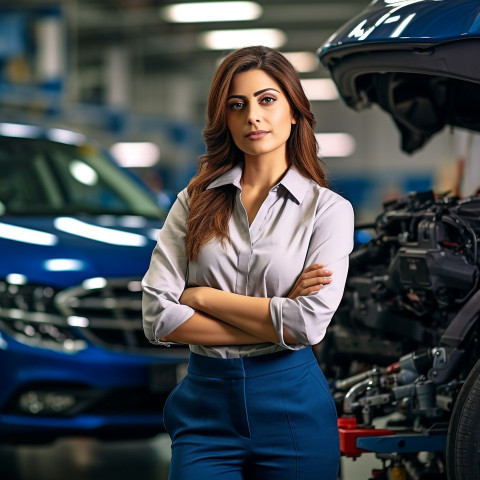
246, 104, 261, 124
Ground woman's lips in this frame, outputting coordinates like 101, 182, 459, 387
246, 130, 269, 140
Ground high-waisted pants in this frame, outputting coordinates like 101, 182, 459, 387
163, 347, 340, 480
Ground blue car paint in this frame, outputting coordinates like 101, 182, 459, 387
319, 0, 480, 54
0, 217, 158, 287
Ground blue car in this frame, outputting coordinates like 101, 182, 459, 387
319, 1, 480, 479
0, 122, 189, 443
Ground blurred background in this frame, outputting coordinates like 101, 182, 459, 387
1, 0, 475, 224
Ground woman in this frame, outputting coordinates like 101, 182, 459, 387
142, 45, 354, 479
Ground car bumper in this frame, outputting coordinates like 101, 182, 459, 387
0, 334, 188, 443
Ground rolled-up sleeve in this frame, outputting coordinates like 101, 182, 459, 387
270, 198, 354, 349
142, 190, 195, 345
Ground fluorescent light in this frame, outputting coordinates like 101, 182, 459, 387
301, 78, 339, 101
43, 259, 85, 272
118, 216, 148, 228
161, 1, 262, 23
110, 142, 160, 168
0, 222, 58, 246
6, 273, 28, 285
97, 214, 147, 229
391, 13, 416, 38
0, 123, 42, 138
67, 316, 89, 328
69, 160, 98, 186
282, 52, 319, 73
47, 128, 87, 145
315, 133, 356, 158
82, 277, 108, 290
385, 15, 401, 24
200, 28, 286, 50
54, 217, 147, 247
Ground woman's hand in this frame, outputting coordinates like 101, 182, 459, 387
288, 263, 332, 299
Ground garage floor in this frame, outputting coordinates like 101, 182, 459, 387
0, 434, 382, 480
0, 435, 172, 480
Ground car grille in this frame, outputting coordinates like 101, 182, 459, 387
55, 278, 177, 353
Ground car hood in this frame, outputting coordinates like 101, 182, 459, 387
318, 0, 480, 153
0, 216, 161, 288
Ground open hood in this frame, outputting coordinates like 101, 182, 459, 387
318, 0, 480, 153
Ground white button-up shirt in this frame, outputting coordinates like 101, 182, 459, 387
142, 164, 354, 358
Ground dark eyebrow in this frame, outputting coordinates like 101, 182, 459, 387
226, 88, 280, 101
254, 87, 280, 97
226, 94, 247, 101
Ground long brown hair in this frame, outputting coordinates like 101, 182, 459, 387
185, 45, 328, 261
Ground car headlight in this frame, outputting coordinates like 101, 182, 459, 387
0, 280, 88, 353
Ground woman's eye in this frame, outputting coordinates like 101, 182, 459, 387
260, 96, 276, 105
228, 102, 244, 110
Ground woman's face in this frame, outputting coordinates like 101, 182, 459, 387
225, 69, 296, 162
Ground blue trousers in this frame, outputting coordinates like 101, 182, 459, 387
163, 347, 340, 479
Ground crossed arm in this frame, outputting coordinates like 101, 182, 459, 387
161, 263, 332, 346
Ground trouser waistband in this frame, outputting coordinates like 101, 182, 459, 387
187, 346, 315, 379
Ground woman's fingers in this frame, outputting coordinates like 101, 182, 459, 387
299, 275, 331, 289
287, 263, 334, 299
302, 263, 324, 273
299, 267, 332, 283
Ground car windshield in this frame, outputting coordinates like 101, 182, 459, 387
0, 136, 164, 218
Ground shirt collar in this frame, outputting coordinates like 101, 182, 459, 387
206, 163, 243, 190
206, 163, 311, 204
278, 166, 310, 204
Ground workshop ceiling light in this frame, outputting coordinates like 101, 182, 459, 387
200, 28, 286, 50
301, 78, 339, 101
161, 1, 262, 23
315, 133, 356, 158
282, 52, 319, 73
110, 142, 160, 168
